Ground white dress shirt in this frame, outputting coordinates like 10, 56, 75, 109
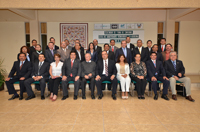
102, 59, 108, 75
127, 43, 130, 48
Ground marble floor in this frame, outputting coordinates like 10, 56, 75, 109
0, 87, 200, 132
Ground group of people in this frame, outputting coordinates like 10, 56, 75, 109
5, 37, 195, 102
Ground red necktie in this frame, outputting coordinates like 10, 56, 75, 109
70, 60, 73, 77
20, 62, 23, 70
153, 60, 156, 68
112, 46, 114, 52
162, 46, 164, 51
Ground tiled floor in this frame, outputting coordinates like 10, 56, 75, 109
0, 88, 200, 132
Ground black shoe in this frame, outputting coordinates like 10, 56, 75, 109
141, 96, 145, 99
41, 95, 45, 100
25, 95, 36, 100
61, 95, 69, 100
138, 97, 141, 99
161, 94, 169, 101
82, 96, 86, 99
98, 94, 103, 100
154, 94, 158, 100
74, 95, 77, 100
112, 95, 117, 100
19, 96, 23, 100
8, 94, 19, 100
91, 95, 95, 99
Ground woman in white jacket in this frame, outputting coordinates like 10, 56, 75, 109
115, 54, 131, 99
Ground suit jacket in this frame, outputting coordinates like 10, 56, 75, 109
133, 47, 148, 62
158, 44, 166, 52
145, 47, 152, 60
86, 50, 98, 63
56, 48, 71, 62
45, 49, 56, 63
72, 46, 84, 54
62, 58, 81, 77
31, 51, 41, 64
29, 46, 36, 58
156, 52, 163, 62
95, 46, 102, 59
8, 60, 32, 79
146, 60, 166, 79
164, 59, 185, 78
73, 49, 85, 62
127, 43, 135, 53
96, 59, 117, 77
109, 46, 118, 54
67, 45, 73, 51
31, 61, 50, 79
46, 45, 59, 50
115, 48, 132, 65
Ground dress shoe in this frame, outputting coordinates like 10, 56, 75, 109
74, 95, 77, 100
82, 96, 86, 99
138, 97, 141, 99
52, 98, 57, 101
61, 95, 69, 100
186, 95, 195, 102
25, 95, 36, 100
154, 94, 158, 100
172, 95, 177, 100
19, 96, 23, 100
91, 95, 95, 99
141, 96, 145, 99
41, 95, 45, 100
8, 94, 19, 100
112, 95, 117, 100
161, 94, 169, 100
49, 96, 53, 99
98, 95, 102, 100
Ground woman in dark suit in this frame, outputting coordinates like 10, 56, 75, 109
17, 46, 31, 62
31, 44, 43, 64
86, 42, 98, 63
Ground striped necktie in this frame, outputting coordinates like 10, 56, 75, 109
173, 61, 176, 71
105, 60, 108, 76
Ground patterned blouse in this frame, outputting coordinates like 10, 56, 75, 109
130, 61, 147, 77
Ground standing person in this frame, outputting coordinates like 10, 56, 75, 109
56, 41, 71, 62
64, 39, 73, 51
31, 44, 43, 64
145, 40, 152, 54
115, 54, 131, 99
24, 54, 50, 100
93, 39, 102, 59
71, 39, 84, 53
29, 39, 37, 58
126, 36, 135, 53
46, 37, 59, 50
162, 43, 173, 62
158, 38, 166, 52
5, 53, 32, 100
49, 54, 63, 101
73, 42, 85, 62
45, 42, 56, 63
61, 51, 81, 100
17, 46, 31, 62
151, 44, 163, 62
81, 53, 96, 99
86, 42, 98, 63
130, 54, 147, 99
109, 39, 118, 54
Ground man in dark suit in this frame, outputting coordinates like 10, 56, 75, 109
31, 44, 43, 64
72, 42, 85, 62
126, 36, 135, 53
93, 39, 102, 59
45, 42, 56, 63
158, 38, 166, 52
146, 52, 170, 100
151, 44, 163, 62
5, 53, 32, 100
61, 51, 81, 100
109, 39, 118, 54
46, 37, 59, 50
71, 39, 84, 53
164, 51, 195, 102
95, 51, 118, 100
29, 39, 37, 58
115, 40, 132, 65
145, 40, 152, 54
24, 54, 50, 100
64, 39, 73, 51
133, 39, 149, 63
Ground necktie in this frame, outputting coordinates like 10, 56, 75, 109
173, 61, 176, 71
70, 60, 73, 77
51, 50, 54, 56
162, 46, 164, 52
38, 62, 42, 75
20, 61, 23, 70
105, 60, 108, 76
112, 46, 114, 52
153, 60, 156, 68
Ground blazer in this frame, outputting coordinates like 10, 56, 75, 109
127, 43, 135, 53
73, 49, 85, 62
31, 51, 41, 64
56, 48, 71, 62
156, 52, 163, 62
115, 47, 132, 65
86, 50, 98, 63
115, 63, 130, 77
45, 49, 56, 63
31, 61, 50, 79
72, 46, 84, 54
109, 46, 118, 54
146, 60, 166, 79
95, 46, 102, 59
67, 45, 73, 51
133, 47, 149, 62
158, 44, 166, 52
164, 59, 185, 78
29, 46, 36, 58
46, 45, 59, 50
8, 60, 32, 79
145, 47, 152, 60
62, 58, 81, 77
95, 59, 117, 77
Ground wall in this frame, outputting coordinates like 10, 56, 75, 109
0, 22, 25, 73
179, 21, 200, 75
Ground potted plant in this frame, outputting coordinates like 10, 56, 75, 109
0, 58, 7, 91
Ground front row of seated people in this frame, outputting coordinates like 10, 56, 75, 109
5, 45, 195, 102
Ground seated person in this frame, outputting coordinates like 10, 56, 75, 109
61, 51, 81, 100
146, 52, 170, 100
81, 53, 96, 99
24, 54, 50, 100
164, 51, 195, 102
5, 53, 32, 100
95, 51, 118, 100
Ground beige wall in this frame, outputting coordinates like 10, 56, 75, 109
0, 22, 25, 73
179, 21, 200, 75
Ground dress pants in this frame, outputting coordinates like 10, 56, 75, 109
5, 77, 26, 96
169, 77, 191, 96
49, 77, 62, 95
151, 76, 169, 95
131, 77, 147, 96
62, 77, 80, 96
117, 75, 131, 92
24, 78, 48, 96
95, 75, 118, 96
81, 77, 95, 96
102, 83, 111, 90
